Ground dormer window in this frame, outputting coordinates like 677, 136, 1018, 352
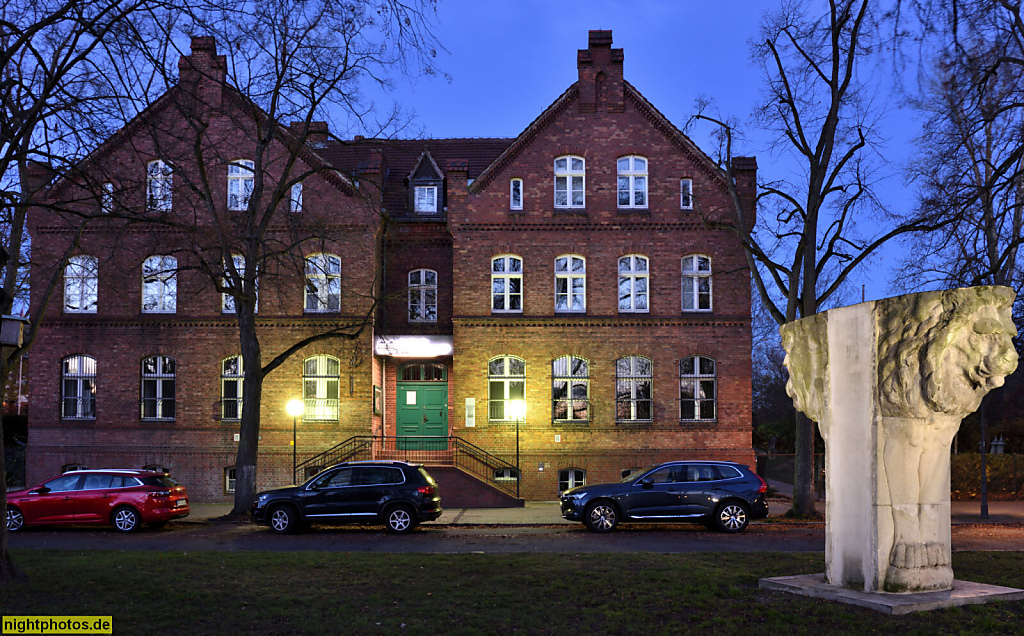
414, 186, 437, 214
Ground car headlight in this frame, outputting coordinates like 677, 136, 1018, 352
566, 492, 588, 501
256, 494, 270, 505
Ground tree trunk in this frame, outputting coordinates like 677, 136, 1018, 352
231, 307, 263, 516
0, 387, 26, 584
792, 410, 817, 516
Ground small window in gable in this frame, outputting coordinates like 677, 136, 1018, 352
228, 160, 254, 211
101, 182, 113, 213
554, 155, 585, 208
147, 160, 172, 212
510, 178, 523, 210
617, 156, 647, 208
680, 178, 694, 210
414, 185, 437, 214
290, 182, 303, 213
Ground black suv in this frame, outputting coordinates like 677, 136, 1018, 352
560, 461, 769, 533
252, 461, 442, 534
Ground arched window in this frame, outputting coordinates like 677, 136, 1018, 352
221, 356, 244, 420
399, 362, 447, 381
558, 468, 585, 493
616, 356, 653, 422
408, 269, 438, 322
227, 159, 254, 210
141, 356, 175, 420
303, 355, 340, 421
681, 255, 712, 312
223, 254, 258, 313
617, 156, 648, 208
554, 155, 585, 208
552, 355, 589, 422
142, 255, 177, 313
680, 355, 716, 422
305, 253, 341, 313
62, 355, 96, 419
618, 254, 649, 313
147, 159, 172, 212
64, 255, 98, 314
488, 355, 525, 421
491, 255, 523, 313
555, 254, 585, 313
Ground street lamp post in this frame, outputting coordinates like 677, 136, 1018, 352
509, 400, 525, 498
286, 399, 304, 483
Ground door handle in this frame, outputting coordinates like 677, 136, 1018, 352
101, 494, 113, 499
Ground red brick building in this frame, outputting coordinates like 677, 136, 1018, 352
27, 31, 756, 502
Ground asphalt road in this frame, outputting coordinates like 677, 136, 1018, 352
9, 520, 1024, 553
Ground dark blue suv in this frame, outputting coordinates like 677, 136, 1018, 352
252, 461, 442, 534
560, 461, 769, 533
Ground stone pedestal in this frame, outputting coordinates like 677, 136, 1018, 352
778, 286, 1018, 594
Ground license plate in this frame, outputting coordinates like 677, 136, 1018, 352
175, 499, 188, 508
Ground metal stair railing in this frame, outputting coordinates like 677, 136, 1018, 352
292, 435, 521, 498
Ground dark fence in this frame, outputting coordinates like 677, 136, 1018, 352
4, 445, 25, 488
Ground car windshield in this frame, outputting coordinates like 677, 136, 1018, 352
621, 465, 659, 483
140, 475, 180, 488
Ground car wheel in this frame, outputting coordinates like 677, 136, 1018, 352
384, 505, 416, 534
112, 506, 140, 533
713, 501, 750, 533
6, 507, 25, 532
268, 505, 299, 534
583, 501, 619, 533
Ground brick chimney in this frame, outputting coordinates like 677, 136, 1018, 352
178, 36, 227, 109
445, 159, 468, 209
577, 30, 624, 113
732, 156, 758, 225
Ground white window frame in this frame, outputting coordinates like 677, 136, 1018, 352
554, 155, 585, 208
510, 178, 523, 210
304, 253, 341, 313
488, 355, 525, 422
618, 254, 649, 313
680, 178, 694, 210
680, 355, 716, 422
290, 182, 303, 213
223, 254, 257, 314
491, 255, 523, 314
61, 354, 96, 420
408, 268, 438, 323
554, 254, 586, 313
303, 355, 340, 421
558, 468, 585, 494
221, 356, 244, 420
227, 159, 255, 211
225, 466, 236, 494
142, 255, 177, 314
101, 182, 113, 213
617, 156, 648, 208
615, 355, 653, 422
141, 355, 175, 420
414, 185, 437, 214
64, 255, 98, 314
552, 355, 589, 422
147, 159, 172, 212
681, 254, 712, 312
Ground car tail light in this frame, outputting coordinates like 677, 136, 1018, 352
148, 490, 171, 498
755, 474, 767, 494
417, 485, 436, 497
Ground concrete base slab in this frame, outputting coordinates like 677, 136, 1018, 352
759, 574, 1024, 615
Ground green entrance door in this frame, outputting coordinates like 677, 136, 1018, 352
397, 383, 448, 450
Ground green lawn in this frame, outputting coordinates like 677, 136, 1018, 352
2, 551, 1022, 635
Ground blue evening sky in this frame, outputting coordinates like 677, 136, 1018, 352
375, 0, 921, 304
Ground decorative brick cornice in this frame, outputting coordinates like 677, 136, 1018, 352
453, 315, 749, 328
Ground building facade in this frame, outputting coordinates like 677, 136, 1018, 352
27, 31, 756, 502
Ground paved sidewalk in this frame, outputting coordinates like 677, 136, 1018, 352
185, 498, 1024, 526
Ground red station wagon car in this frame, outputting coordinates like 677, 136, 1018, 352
5, 469, 190, 532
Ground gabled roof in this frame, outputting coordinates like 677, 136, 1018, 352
469, 80, 730, 194
321, 138, 513, 214
407, 150, 444, 182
